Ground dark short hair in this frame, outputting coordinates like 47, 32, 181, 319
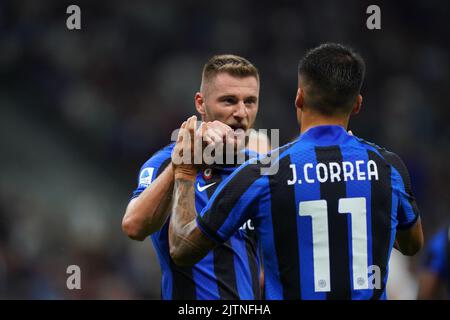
298, 43, 365, 115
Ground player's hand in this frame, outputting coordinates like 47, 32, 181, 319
202, 121, 246, 161
172, 116, 199, 181
202, 120, 234, 148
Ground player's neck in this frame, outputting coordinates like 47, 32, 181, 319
300, 114, 349, 134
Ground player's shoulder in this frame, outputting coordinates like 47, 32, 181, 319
141, 142, 175, 169
230, 140, 299, 180
353, 136, 406, 168
150, 142, 175, 159
135, 142, 175, 190
265, 138, 300, 160
241, 148, 259, 159
353, 136, 414, 189
251, 140, 297, 165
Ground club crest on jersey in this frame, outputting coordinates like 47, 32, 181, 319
203, 168, 213, 180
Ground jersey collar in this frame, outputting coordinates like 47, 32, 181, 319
298, 125, 352, 145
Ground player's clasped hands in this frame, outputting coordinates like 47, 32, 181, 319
172, 116, 242, 171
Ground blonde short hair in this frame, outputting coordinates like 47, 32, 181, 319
200, 54, 259, 91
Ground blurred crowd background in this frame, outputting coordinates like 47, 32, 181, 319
0, 0, 449, 299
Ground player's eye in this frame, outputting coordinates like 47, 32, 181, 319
221, 97, 237, 105
244, 98, 257, 106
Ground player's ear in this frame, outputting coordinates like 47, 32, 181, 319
352, 94, 362, 115
195, 92, 206, 115
295, 88, 304, 110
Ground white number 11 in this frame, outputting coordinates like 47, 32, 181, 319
299, 197, 368, 292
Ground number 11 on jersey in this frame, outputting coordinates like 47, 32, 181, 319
299, 197, 368, 292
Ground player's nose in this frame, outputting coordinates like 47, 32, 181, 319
233, 101, 247, 119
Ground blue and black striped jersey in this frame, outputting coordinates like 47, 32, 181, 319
197, 125, 420, 300
131, 143, 261, 300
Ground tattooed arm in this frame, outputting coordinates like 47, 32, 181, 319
169, 176, 216, 266
168, 116, 216, 266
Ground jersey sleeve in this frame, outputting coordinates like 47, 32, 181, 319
386, 152, 421, 230
130, 144, 174, 200
196, 160, 268, 244
421, 229, 448, 278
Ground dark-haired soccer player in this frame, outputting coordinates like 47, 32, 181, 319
122, 55, 268, 299
418, 223, 450, 299
169, 43, 424, 299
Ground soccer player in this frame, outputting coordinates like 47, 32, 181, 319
169, 43, 424, 299
418, 223, 450, 299
122, 55, 268, 299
